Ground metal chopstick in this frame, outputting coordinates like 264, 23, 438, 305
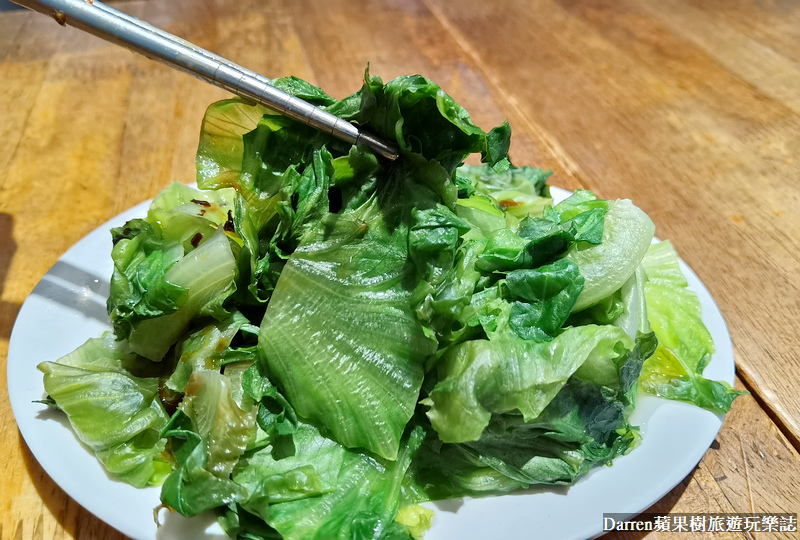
89, 0, 273, 87
11, 0, 400, 161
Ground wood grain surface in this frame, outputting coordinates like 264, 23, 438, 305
1, 0, 799, 538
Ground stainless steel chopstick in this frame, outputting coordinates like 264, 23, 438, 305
89, 0, 273, 87
11, 0, 400, 161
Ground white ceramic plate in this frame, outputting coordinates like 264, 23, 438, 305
7, 187, 736, 540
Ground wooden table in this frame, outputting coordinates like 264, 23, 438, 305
1, 0, 798, 538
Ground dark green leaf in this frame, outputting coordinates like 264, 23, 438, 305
506, 259, 584, 342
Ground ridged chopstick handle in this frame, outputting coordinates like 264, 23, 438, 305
12, 0, 400, 161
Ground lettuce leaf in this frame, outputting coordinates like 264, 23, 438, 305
356, 73, 508, 174
638, 242, 746, 412
226, 423, 423, 540
108, 183, 239, 361
241, 361, 299, 442
160, 411, 249, 516
259, 192, 436, 460
424, 325, 634, 443
458, 163, 552, 219
475, 190, 608, 273
566, 199, 655, 311
179, 370, 257, 478
126, 229, 238, 361
165, 311, 259, 393
506, 258, 584, 341
254, 73, 510, 460
408, 374, 641, 501
37, 333, 170, 487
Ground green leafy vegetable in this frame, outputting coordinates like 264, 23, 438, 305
126, 229, 238, 361
160, 411, 249, 516
108, 183, 239, 361
425, 325, 634, 443
566, 199, 655, 311
638, 242, 746, 412
459, 163, 551, 219
180, 370, 257, 477
259, 192, 436, 460
38, 333, 170, 487
38, 71, 743, 540
165, 311, 258, 393
229, 423, 423, 540
506, 258, 584, 341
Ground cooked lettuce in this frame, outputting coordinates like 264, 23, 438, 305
638, 242, 746, 412
424, 325, 634, 443
458, 163, 551, 218
108, 183, 239, 361
253, 72, 510, 460
38, 333, 170, 487
179, 370, 257, 477
259, 193, 436, 460
165, 310, 259, 394
37, 71, 743, 540
160, 411, 249, 516
566, 199, 655, 311
225, 423, 423, 540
